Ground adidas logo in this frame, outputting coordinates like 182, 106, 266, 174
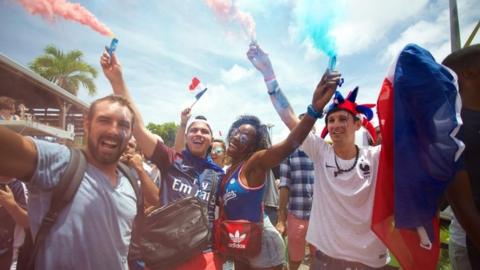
228, 230, 246, 249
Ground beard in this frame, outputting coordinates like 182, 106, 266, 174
87, 134, 127, 165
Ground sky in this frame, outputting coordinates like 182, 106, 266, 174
1, 0, 479, 143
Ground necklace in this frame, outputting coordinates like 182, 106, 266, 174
334, 145, 359, 177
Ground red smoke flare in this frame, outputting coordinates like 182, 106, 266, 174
17, 0, 114, 36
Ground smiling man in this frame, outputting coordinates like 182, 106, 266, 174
0, 95, 138, 270
100, 50, 225, 269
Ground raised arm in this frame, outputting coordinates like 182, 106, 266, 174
100, 51, 159, 158
0, 127, 37, 181
244, 73, 340, 181
247, 42, 298, 130
173, 107, 191, 152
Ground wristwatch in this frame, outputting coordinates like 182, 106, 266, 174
307, 104, 324, 119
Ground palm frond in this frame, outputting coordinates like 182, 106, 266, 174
29, 45, 98, 96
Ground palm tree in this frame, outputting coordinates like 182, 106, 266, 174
30, 45, 98, 129
30, 45, 98, 96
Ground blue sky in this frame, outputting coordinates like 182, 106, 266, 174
1, 0, 479, 143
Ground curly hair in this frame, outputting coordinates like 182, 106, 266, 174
227, 115, 270, 152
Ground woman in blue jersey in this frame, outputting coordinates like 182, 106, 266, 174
219, 115, 318, 270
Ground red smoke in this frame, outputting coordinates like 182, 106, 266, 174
204, 0, 256, 40
17, 0, 113, 37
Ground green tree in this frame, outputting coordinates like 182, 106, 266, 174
146, 122, 178, 147
29, 45, 97, 96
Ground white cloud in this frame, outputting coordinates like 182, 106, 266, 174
221, 64, 255, 84
301, 39, 323, 61
287, 0, 429, 58
331, 0, 429, 56
383, 2, 480, 64
2, 0, 479, 146
383, 10, 450, 63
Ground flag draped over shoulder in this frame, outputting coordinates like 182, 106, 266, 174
372, 44, 464, 270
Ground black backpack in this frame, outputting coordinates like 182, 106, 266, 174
17, 148, 143, 270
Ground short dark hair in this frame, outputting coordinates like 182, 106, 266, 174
227, 115, 269, 152
0, 96, 15, 111
87, 95, 135, 128
186, 115, 212, 135
212, 138, 226, 150
442, 44, 480, 74
324, 108, 359, 126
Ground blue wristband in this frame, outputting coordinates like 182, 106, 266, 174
307, 104, 323, 119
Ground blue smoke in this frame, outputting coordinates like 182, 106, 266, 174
295, 0, 339, 57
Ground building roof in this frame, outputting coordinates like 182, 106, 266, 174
0, 53, 89, 111
0, 53, 90, 139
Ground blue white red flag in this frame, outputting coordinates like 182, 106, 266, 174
372, 44, 464, 270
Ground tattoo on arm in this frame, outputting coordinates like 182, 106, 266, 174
272, 89, 291, 112
266, 80, 279, 93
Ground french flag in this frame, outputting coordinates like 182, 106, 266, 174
372, 44, 464, 270
188, 77, 208, 100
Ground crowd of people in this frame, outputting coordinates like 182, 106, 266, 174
0, 42, 479, 270
0, 96, 32, 121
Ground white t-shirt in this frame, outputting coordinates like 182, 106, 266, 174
301, 133, 388, 268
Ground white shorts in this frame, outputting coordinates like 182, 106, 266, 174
245, 215, 285, 268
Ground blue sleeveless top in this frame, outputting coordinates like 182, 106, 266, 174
221, 164, 265, 223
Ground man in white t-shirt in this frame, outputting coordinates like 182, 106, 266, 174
247, 42, 390, 269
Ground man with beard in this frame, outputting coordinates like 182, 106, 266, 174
0, 95, 138, 270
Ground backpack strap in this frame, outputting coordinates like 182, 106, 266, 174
117, 161, 144, 216
117, 161, 144, 261
208, 172, 218, 212
27, 147, 87, 270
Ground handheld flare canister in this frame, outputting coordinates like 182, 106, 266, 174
328, 54, 344, 87
328, 55, 337, 72
108, 38, 119, 56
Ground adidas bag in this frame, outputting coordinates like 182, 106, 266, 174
214, 219, 262, 258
